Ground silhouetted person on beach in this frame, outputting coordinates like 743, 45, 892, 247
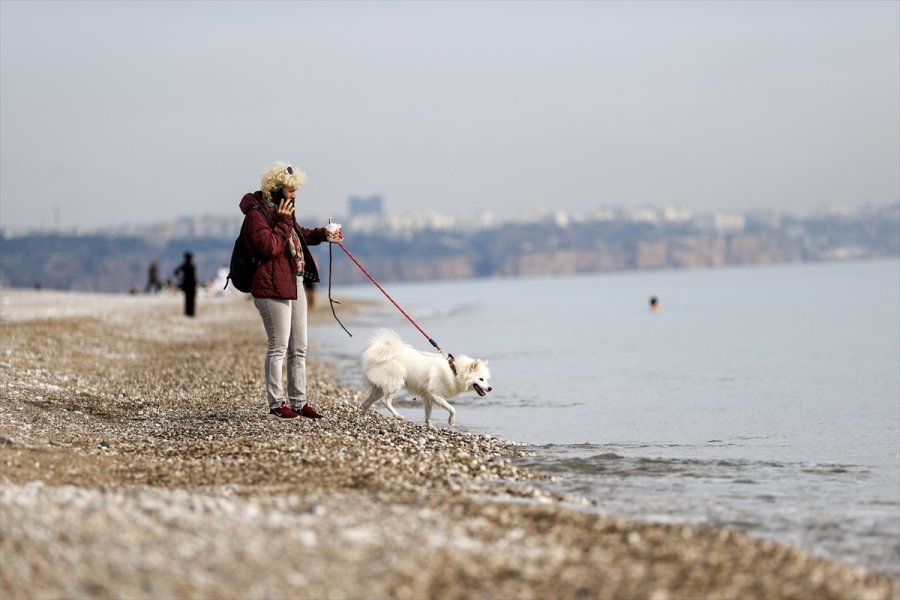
175, 252, 197, 317
303, 279, 316, 308
145, 260, 163, 293
303, 255, 319, 308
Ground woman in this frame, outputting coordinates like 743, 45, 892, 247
240, 161, 343, 420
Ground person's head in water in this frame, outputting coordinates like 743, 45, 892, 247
260, 161, 307, 203
649, 296, 659, 311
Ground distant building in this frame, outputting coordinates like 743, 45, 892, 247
627, 207, 659, 224
713, 213, 746, 233
348, 195, 384, 217
662, 206, 692, 223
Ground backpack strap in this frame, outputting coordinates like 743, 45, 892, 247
241, 204, 273, 253
249, 203, 273, 227
256, 203, 273, 226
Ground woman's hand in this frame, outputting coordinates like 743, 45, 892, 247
276, 198, 294, 219
326, 223, 343, 242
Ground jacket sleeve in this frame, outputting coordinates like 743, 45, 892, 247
245, 209, 293, 259
299, 226, 329, 246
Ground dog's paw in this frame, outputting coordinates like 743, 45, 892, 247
448, 415, 456, 426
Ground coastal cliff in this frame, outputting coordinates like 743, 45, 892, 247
2, 203, 897, 293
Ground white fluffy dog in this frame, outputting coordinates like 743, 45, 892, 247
360, 330, 492, 427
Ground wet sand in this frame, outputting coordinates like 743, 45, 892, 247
1, 289, 896, 599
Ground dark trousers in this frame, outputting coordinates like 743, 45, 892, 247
184, 291, 196, 316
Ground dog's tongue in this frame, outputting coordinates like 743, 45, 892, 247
474, 384, 486, 397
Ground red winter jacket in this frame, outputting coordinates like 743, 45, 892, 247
239, 191, 328, 300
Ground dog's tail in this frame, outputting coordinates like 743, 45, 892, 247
362, 329, 404, 368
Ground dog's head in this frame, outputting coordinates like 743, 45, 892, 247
462, 358, 492, 397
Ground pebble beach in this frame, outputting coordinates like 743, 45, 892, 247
1, 289, 897, 600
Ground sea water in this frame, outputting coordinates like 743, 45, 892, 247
310, 258, 900, 578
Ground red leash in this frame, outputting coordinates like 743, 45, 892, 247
330, 240, 457, 374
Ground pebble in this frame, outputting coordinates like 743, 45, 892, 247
0, 290, 896, 599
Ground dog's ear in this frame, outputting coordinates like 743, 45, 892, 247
469, 360, 481, 372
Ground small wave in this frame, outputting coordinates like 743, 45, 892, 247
517, 448, 872, 485
756, 494, 781, 503
592, 453, 624, 460
530, 443, 606, 452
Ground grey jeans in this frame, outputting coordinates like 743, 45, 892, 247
253, 277, 308, 410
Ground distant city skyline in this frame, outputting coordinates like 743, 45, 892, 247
1, 0, 898, 230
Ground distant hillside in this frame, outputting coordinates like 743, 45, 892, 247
1, 204, 897, 293
0, 233, 234, 293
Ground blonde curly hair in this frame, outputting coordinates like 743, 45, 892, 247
260, 161, 307, 200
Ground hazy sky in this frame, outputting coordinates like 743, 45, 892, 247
1, 0, 898, 229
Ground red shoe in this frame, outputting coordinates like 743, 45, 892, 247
296, 403, 324, 419
269, 404, 300, 420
